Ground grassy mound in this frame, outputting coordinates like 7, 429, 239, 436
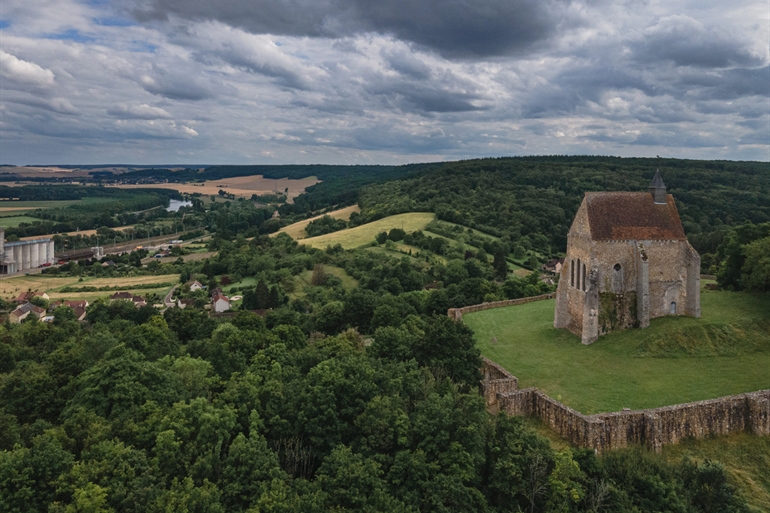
636, 319, 770, 357
464, 288, 770, 414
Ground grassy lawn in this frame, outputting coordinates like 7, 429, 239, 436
300, 212, 435, 250
0, 215, 43, 227
277, 205, 360, 240
294, 265, 359, 293
223, 276, 257, 293
464, 288, 770, 414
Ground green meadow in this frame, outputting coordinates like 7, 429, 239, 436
464, 287, 770, 414
299, 212, 435, 249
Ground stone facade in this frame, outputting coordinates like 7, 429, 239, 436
554, 172, 700, 344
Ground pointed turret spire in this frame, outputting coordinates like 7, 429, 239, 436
649, 169, 666, 204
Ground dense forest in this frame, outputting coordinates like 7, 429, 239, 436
1, 157, 768, 511
352, 158, 770, 258
0, 286, 751, 512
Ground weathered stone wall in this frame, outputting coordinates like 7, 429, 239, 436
496, 381, 770, 453
448, 293, 555, 321
480, 357, 518, 406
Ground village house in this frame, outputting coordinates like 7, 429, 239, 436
109, 291, 147, 308
177, 298, 196, 309
10, 302, 46, 323
542, 258, 565, 274
212, 291, 231, 313
187, 280, 203, 292
14, 290, 49, 305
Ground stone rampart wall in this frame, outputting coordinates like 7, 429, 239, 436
448, 293, 555, 321
480, 357, 518, 406
496, 382, 770, 453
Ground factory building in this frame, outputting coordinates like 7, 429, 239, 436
0, 228, 56, 274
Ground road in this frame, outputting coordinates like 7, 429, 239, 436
164, 284, 178, 309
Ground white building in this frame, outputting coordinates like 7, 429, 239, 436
0, 228, 56, 274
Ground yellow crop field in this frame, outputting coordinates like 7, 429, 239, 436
0, 273, 179, 303
110, 174, 319, 201
0, 276, 80, 299
299, 212, 435, 250
277, 205, 360, 240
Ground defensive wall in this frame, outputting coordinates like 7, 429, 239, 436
448, 293, 555, 321
468, 293, 769, 452
480, 358, 770, 453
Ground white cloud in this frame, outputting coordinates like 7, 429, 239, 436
0, 50, 55, 88
0, 0, 767, 164
107, 103, 173, 119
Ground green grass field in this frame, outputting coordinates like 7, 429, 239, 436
300, 212, 435, 250
0, 215, 43, 227
464, 288, 770, 414
294, 265, 359, 293
0, 199, 83, 209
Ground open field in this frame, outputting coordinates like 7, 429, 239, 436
0, 199, 84, 210
464, 287, 770, 414
299, 212, 435, 250
663, 432, 770, 511
0, 216, 44, 228
0, 274, 179, 303
278, 205, 360, 240
20, 224, 137, 240
289, 265, 359, 299
110, 174, 319, 201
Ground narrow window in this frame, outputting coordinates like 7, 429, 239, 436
570, 260, 574, 287
577, 259, 581, 290
670, 301, 676, 315
582, 264, 587, 291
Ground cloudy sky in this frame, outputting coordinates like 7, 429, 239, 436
1, 0, 768, 165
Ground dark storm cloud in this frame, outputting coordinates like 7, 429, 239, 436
676, 66, 770, 101
128, 0, 565, 57
634, 15, 765, 69
138, 66, 219, 100
365, 81, 490, 114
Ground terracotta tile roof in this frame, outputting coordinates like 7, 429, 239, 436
585, 192, 686, 241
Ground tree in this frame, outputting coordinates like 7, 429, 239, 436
255, 280, 271, 309
741, 236, 770, 292
311, 264, 328, 286
388, 228, 405, 242
493, 248, 508, 280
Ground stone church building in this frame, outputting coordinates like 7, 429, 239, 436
554, 171, 701, 344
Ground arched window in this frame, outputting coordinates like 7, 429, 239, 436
570, 260, 575, 287
670, 301, 676, 315
582, 264, 587, 291
612, 263, 624, 293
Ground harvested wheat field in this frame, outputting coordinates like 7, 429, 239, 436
111, 174, 320, 201
0, 274, 179, 302
277, 205, 360, 240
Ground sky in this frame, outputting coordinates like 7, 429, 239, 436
0, 0, 768, 165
